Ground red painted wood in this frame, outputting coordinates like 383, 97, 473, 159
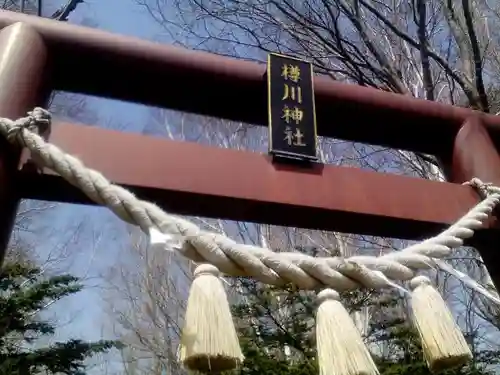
0, 23, 49, 263
447, 117, 500, 288
0, 11, 497, 154
17, 122, 486, 241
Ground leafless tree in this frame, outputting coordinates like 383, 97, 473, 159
6, 0, 84, 19
101, 0, 500, 370
140, 0, 500, 172
113, 108, 500, 371
101, 224, 194, 375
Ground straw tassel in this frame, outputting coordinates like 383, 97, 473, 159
316, 288, 379, 375
409, 275, 472, 372
178, 264, 244, 373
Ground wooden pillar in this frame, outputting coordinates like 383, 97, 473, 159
446, 116, 500, 289
0, 23, 49, 264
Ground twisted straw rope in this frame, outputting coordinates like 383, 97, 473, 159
5, 108, 500, 291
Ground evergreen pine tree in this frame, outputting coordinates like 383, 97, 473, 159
0, 261, 119, 374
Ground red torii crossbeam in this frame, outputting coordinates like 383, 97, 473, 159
22, 122, 480, 240
0, 11, 499, 284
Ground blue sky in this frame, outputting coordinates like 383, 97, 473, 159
13, 0, 499, 372
14, 0, 177, 369
67, 0, 161, 127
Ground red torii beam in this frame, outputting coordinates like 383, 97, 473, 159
0, 10, 500, 155
0, 11, 498, 284
22, 122, 479, 240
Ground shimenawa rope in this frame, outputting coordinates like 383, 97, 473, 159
2, 108, 498, 292
1, 108, 496, 375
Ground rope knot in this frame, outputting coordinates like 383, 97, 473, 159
317, 288, 340, 304
29, 107, 51, 131
7, 107, 51, 144
463, 178, 494, 199
194, 264, 220, 278
410, 275, 431, 290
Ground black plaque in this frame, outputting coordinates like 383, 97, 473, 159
268, 53, 317, 161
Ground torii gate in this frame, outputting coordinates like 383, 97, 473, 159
0, 10, 498, 278
0, 10, 499, 375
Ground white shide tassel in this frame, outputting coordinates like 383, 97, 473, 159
316, 288, 379, 375
179, 264, 244, 372
410, 276, 472, 372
